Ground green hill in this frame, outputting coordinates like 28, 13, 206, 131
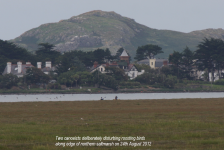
11, 10, 224, 59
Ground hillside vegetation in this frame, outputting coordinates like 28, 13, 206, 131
11, 10, 224, 59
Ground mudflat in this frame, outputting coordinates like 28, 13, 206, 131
0, 98, 223, 150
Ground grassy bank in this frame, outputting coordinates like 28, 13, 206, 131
0, 98, 224, 149
1, 85, 224, 94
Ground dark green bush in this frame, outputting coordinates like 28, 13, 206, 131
163, 75, 177, 89
0, 74, 19, 89
214, 79, 224, 85
119, 81, 141, 86
48, 83, 61, 89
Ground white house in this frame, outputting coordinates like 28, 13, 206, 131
125, 64, 145, 80
39, 61, 57, 75
90, 64, 107, 73
193, 70, 224, 82
2, 61, 56, 77
2, 61, 34, 77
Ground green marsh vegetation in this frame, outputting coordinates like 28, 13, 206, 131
0, 98, 224, 149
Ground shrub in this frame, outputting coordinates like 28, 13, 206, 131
48, 83, 61, 89
0, 74, 19, 89
163, 75, 177, 89
214, 79, 224, 85
119, 81, 141, 86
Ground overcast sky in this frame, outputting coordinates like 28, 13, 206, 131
1, 0, 224, 40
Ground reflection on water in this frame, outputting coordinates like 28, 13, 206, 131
0, 92, 224, 102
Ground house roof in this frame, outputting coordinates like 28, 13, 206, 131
120, 50, 128, 57
89, 64, 106, 72
124, 64, 136, 72
42, 66, 56, 72
137, 59, 149, 65
2, 64, 34, 75
137, 59, 168, 68
155, 59, 168, 68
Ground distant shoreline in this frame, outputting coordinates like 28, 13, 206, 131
0, 90, 224, 95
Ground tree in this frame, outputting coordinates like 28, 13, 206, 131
114, 47, 125, 60
181, 47, 194, 79
104, 48, 114, 61
70, 57, 86, 72
76, 72, 93, 86
92, 70, 118, 90
57, 71, 76, 87
135, 44, 163, 61
25, 67, 50, 85
105, 66, 128, 81
0, 39, 35, 72
0, 74, 19, 89
163, 75, 177, 88
161, 66, 175, 77
134, 64, 157, 73
56, 54, 86, 75
93, 48, 112, 64
66, 50, 95, 67
72, 74, 79, 87
169, 51, 182, 78
194, 38, 224, 82
169, 47, 194, 79
35, 43, 61, 65
0, 55, 8, 73
135, 73, 164, 85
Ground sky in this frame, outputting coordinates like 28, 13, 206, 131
1, 0, 224, 40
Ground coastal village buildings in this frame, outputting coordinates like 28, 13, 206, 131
137, 56, 169, 69
2, 61, 56, 77
37, 61, 56, 75
2, 62, 34, 78
191, 69, 224, 82
2, 50, 222, 82
90, 50, 145, 79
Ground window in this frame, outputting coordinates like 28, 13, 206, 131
151, 62, 153, 65
101, 68, 103, 72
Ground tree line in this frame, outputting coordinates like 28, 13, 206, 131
134, 38, 224, 82
1, 37, 224, 90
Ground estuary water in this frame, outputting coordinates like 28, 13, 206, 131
0, 92, 224, 102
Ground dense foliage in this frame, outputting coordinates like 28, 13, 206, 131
194, 38, 224, 81
25, 67, 50, 85
169, 47, 194, 79
92, 71, 118, 90
0, 40, 35, 72
135, 44, 163, 61
35, 43, 61, 65
105, 66, 128, 81
0, 74, 19, 89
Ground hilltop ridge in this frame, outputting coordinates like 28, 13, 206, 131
11, 10, 224, 59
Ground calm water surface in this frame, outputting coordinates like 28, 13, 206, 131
0, 92, 224, 102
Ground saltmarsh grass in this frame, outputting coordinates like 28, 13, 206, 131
0, 98, 223, 149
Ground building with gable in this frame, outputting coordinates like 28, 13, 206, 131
125, 64, 145, 80
119, 50, 130, 66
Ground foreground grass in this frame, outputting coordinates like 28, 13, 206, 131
0, 98, 224, 150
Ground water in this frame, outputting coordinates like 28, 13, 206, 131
0, 92, 224, 102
